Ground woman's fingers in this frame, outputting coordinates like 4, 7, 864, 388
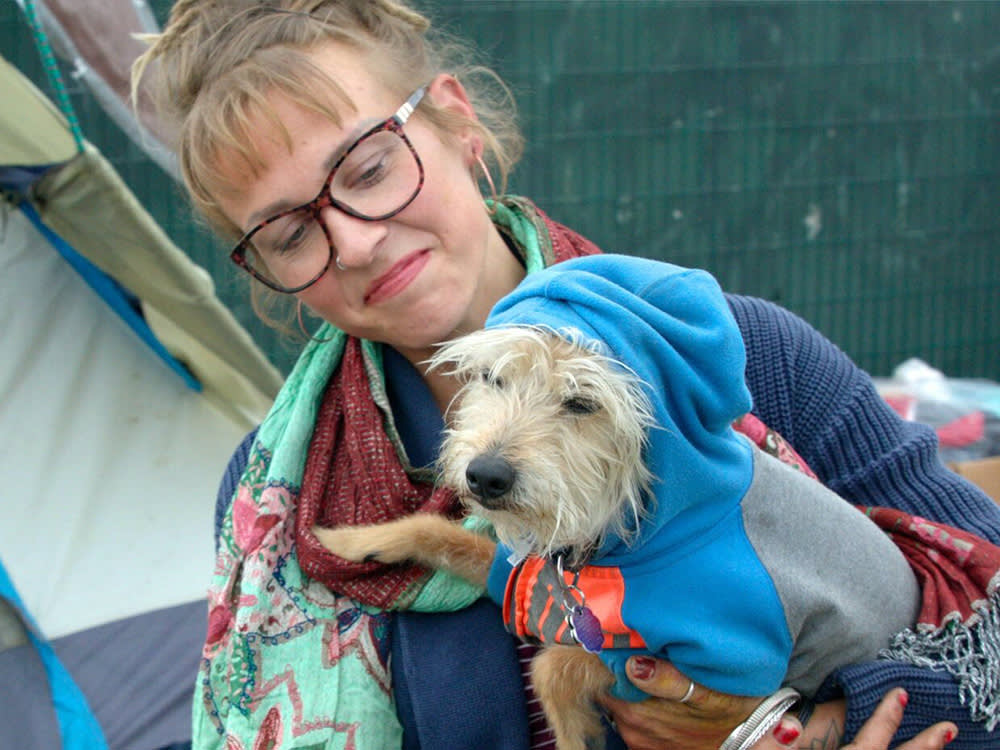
743, 716, 804, 749
597, 656, 765, 750
754, 688, 957, 750
848, 688, 910, 748
843, 689, 957, 750
625, 656, 703, 703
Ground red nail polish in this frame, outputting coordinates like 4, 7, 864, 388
897, 689, 909, 708
773, 723, 801, 745
629, 656, 655, 680
944, 730, 956, 744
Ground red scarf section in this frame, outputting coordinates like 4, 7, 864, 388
295, 338, 463, 607
863, 507, 1000, 629
295, 205, 600, 608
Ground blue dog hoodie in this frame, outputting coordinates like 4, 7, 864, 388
482, 255, 919, 701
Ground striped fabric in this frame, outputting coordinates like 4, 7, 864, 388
516, 641, 558, 749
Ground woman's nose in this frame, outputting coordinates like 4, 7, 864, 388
319, 204, 387, 270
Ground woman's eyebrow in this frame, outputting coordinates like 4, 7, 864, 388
244, 116, 382, 228
322, 117, 380, 171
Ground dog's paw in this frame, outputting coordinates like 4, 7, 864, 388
312, 525, 387, 563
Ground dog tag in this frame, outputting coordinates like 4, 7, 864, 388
569, 605, 604, 654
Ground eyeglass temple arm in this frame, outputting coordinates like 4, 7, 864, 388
394, 86, 426, 125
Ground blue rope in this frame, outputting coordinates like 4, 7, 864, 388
19, 0, 86, 153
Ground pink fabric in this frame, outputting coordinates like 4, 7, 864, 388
863, 507, 1000, 629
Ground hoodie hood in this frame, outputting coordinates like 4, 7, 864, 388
485, 254, 754, 559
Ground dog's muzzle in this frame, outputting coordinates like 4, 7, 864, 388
465, 454, 516, 507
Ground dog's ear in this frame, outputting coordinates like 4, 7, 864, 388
428, 329, 503, 378
426, 341, 464, 377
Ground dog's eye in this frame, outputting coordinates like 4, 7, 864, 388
478, 370, 505, 389
562, 395, 600, 415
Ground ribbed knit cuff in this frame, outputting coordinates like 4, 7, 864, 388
817, 661, 999, 748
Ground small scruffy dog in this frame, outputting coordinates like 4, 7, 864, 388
316, 257, 920, 750
315, 328, 654, 749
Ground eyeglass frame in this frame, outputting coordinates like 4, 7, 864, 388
229, 86, 427, 293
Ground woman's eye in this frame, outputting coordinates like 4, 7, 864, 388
356, 158, 387, 187
343, 153, 389, 191
277, 223, 309, 254
562, 395, 600, 415
256, 210, 316, 257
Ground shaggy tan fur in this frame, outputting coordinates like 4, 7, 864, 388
315, 326, 656, 750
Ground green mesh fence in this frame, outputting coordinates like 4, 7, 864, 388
4, 1, 998, 378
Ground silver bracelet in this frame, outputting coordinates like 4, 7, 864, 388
718, 687, 801, 750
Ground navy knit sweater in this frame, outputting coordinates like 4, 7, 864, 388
727, 294, 1000, 748
215, 293, 1000, 749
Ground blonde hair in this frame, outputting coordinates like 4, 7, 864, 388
132, 1, 523, 325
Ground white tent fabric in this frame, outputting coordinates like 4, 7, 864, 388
0, 16, 283, 747
0, 205, 240, 640
0, 50, 284, 428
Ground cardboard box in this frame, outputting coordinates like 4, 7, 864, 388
949, 455, 1000, 504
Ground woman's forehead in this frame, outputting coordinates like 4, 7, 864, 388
208, 100, 336, 214
199, 41, 412, 215
207, 84, 355, 190
300, 39, 400, 110
215, 41, 408, 168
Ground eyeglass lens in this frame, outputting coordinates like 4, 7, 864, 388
242, 128, 421, 291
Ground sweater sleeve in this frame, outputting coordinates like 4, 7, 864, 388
727, 293, 1000, 542
727, 293, 1000, 747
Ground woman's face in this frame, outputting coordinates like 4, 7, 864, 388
216, 41, 524, 363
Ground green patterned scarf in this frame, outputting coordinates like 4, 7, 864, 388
190, 198, 584, 749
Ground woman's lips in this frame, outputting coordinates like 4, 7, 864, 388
364, 249, 431, 305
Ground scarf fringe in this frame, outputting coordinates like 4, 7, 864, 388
879, 587, 1000, 731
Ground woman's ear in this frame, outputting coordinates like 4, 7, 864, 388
426, 73, 478, 122
425, 74, 482, 162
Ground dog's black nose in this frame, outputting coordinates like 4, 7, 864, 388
465, 454, 515, 503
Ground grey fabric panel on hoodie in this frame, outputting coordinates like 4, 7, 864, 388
739, 440, 921, 696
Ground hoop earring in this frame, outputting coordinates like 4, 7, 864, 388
296, 300, 332, 342
476, 152, 498, 213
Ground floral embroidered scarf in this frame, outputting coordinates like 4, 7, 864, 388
190, 197, 596, 749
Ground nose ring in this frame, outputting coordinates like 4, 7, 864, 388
335, 255, 346, 271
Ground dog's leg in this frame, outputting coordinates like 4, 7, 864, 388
532, 645, 616, 750
312, 514, 496, 587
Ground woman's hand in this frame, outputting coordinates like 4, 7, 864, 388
761, 688, 956, 750
596, 656, 765, 750
599, 655, 957, 750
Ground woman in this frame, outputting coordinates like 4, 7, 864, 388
133, 2, 998, 749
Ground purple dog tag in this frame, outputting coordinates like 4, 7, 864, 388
569, 605, 604, 654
